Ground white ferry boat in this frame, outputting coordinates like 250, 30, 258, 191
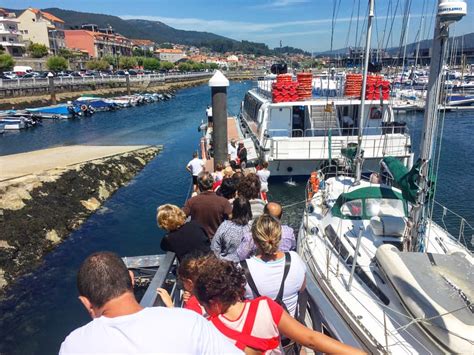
237, 77, 413, 177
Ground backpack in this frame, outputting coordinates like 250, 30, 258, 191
240, 252, 291, 313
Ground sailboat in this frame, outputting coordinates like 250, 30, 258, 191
297, 1, 473, 353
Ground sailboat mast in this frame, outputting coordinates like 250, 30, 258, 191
408, 0, 467, 252
355, 0, 375, 182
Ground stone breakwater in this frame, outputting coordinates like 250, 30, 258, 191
0, 145, 161, 292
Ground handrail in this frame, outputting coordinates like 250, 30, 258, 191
139, 251, 176, 307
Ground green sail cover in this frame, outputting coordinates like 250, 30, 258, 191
382, 157, 434, 204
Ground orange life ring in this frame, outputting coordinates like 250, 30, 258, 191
307, 171, 320, 200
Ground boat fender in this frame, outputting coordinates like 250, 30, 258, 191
80, 104, 88, 112
307, 171, 320, 200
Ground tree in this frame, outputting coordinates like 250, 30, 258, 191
160, 61, 174, 71
46, 56, 68, 71
209, 63, 219, 70
119, 56, 137, 69
133, 48, 144, 57
135, 56, 145, 67
57, 48, 73, 59
0, 53, 14, 71
103, 55, 116, 66
86, 59, 109, 71
159, 43, 173, 49
28, 43, 49, 58
143, 57, 160, 71
178, 62, 191, 72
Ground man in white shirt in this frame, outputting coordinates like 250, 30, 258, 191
187, 151, 205, 192
228, 139, 237, 162
59, 251, 242, 354
206, 105, 213, 127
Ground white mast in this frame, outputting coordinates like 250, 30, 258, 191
408, 0, 467, 252
354, 0, 375, 182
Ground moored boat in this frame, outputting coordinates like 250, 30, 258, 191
298, 1, 473, 353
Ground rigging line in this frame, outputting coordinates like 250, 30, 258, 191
396, 0, 413, 67
380, 0, 392, 53
354, 0, 361, 66
384, 0, 401, 52
344, 0, 356, 51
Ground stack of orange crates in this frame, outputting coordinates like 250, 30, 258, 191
344, 74, 363, 98
272, 74, 299, 103
296, 72, 313, 100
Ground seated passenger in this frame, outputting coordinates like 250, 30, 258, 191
157, 204, 210, 261
237, 202, 296, 261
240, 214, 305, 317
237, 173, 266, 220
211, 197, 252, 262
59, 252, 241, 354
194, 257, 365, 355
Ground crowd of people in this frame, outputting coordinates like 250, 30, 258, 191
59, 152, 365, 354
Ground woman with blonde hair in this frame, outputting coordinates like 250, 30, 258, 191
157, 204, 210, 261
240, 214, 306, 317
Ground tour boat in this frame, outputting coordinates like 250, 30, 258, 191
298, 1, 473, 353
237, 75, 412, 177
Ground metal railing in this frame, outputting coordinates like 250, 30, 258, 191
0, 72, 214, 89
267, 127, 411, 161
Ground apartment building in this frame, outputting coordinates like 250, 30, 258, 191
17, 8, 65, 54
0, 8, 25, 57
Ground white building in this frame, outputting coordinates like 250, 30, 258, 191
154, 49, 186, 63
0, 9, 25, 57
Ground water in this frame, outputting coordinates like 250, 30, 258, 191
0, 82, 473, 354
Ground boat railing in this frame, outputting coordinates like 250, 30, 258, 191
267, 127, 411, 161
430, 200, 473, 249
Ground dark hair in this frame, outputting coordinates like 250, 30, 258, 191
194, 257, 246, 312
193, 151, 198, 158
231, 197, 252, 225
197, 171, 214, 191
232, 172, 244, 186
237, 173, 261, 200
77, 252, 132, 308
217, 178, 236, 199
178, 252, 212, 282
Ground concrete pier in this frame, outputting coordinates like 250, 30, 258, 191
0, 145, 162, 291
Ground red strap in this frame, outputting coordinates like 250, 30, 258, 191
241, 297, 259, 335
210, 299, 280, 352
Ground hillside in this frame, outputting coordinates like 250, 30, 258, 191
9, 7, 303, 55
43, 8, 230, 45
315, 32, 474, 57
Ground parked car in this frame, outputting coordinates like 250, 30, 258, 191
2, 71, 18, 80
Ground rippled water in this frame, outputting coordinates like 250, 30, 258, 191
0, 82, 472, 354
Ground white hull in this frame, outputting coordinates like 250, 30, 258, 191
298, 176, 473, 354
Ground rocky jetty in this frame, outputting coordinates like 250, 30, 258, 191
0, 145, 161, 292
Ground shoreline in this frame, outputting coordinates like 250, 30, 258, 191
0, 145, 162, 294
0, 75, 255, 110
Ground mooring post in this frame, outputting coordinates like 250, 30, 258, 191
48, 72, 56, 105
209, 70, 229, 169
125, 71, 131, 95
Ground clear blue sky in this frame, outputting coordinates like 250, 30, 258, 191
3, 0, 474, 51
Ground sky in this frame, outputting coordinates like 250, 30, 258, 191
3, 0, 474, 52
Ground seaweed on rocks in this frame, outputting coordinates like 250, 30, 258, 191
0, 146, 160, 293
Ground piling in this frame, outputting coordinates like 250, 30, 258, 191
209, 70, 230, 168
48, 72, 56, 105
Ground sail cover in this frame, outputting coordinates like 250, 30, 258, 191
381, 157, 432, 204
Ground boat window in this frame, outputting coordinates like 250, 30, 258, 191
365, 198, 405, 218
243, 93, 262, 125
340, 199, 363, 217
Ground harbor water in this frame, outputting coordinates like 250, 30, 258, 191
0, 81, 473, 354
